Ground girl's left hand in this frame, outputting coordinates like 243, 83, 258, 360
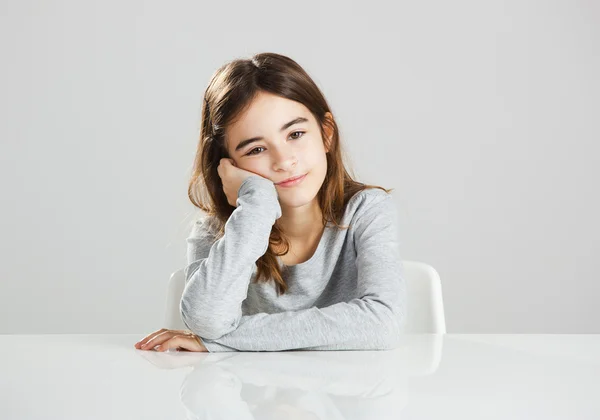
134, 328, 208, 352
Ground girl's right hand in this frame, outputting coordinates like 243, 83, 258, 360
217, 158, 267, 207
134, 328, 207, 352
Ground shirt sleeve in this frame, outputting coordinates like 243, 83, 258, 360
198, 192, 407, 352
180, 175, 282, 342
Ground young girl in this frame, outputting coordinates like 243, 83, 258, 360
135, 52, 406, 353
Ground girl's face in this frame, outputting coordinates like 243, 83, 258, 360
224, 91, 331, 208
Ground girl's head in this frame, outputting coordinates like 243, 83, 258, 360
189, 52, 391, 295
192, 52, 345, 215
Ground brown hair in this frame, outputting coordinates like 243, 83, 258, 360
188, 52, 393, 296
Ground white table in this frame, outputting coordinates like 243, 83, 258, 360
1, 334, 598, 419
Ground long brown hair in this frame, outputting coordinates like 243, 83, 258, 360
188, 52, 393, 296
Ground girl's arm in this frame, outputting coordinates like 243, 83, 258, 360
180, 175, 281, 340
196, 194, 407, 352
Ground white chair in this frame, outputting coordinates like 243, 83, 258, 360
401, 261, 446, 334
163, 268, 187, 331
163, 260, 446, 334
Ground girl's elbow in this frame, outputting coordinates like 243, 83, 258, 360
180, 301, 238, 340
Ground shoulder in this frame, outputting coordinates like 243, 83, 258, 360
186, 214, 222, 265
345, 187, 396, 222
187, 213, 221, 242
344, 189, 399, 248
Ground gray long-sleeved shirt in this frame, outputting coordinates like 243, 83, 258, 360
180, 174, 406, 352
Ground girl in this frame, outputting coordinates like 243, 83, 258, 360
135, 52, 406, 353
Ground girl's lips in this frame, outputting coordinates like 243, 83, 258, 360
276, 173, 307, 187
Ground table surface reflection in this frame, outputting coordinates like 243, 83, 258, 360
1, 334, 599, 419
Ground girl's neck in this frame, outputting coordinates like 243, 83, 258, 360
278, 199, 323, 241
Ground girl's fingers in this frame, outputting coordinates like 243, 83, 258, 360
156, 336, 182, 352
134, 328, 167, 349
157, 334, 205, 352
136, 330, 172, 350
135, 329, 192, 350
148, 331, 178, 350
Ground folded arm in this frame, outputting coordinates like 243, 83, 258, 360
196, 193, 406, 352
180, 175, 281, 340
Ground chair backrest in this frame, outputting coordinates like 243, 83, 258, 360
401, 260, 446, 334
163, 268, 187, 331
164, 260, 446, 334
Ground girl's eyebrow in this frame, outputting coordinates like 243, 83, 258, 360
235, 117, 309, 152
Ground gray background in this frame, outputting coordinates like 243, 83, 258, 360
1, 0, 598, 334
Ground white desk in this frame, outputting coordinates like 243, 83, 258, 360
1, 334, 598, 419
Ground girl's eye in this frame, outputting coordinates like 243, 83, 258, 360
246, 131, 305, 156
289, 130, 304, 140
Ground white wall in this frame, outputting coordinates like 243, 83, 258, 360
1, 0, 598, 334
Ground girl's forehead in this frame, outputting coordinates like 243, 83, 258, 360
235, 94, 311, 127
